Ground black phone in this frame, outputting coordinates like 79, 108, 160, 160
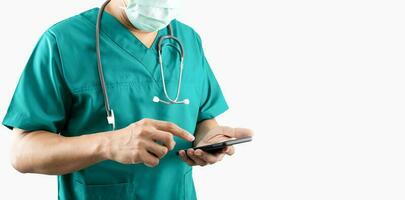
178, 137, 252, 155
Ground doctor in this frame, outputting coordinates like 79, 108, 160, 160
2, 0, 253, 199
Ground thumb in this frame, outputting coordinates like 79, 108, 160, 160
223, 127, 254, 138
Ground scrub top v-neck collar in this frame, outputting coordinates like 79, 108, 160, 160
81, 8, 167, 85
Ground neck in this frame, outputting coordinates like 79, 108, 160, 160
104, 0, 156, 35
104, 0, 158, 48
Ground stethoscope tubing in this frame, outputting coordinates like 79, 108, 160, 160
96, 0, 188, 130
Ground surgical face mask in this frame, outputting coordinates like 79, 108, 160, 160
124, 0, 181, 32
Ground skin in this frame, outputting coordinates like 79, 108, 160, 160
179, 121, 253, 166
105, 0, 158, 48
9, 0, 254, 175
11, 119, 194, 174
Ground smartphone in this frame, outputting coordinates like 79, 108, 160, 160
178, 137, 252, 155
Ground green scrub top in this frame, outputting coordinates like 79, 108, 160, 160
2, 8, 228, 200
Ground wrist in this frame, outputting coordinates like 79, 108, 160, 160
92, 130, 114, 161
194, 120, 219, 146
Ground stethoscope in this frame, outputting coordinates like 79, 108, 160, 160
96, 0, 189, 130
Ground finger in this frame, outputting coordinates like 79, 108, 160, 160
187, 149, 208, 166
194, 149, 221, 164
145, 140, 169, 159
140, 150, 160, 167
179, 150, 195, 166
222, 127, 254, 139
216, 152, 225, 162
224, 146, 235, 156
149, 120, 195, 142
149, 129, 176, 150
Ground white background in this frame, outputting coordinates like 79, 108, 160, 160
1, 0, 405, 199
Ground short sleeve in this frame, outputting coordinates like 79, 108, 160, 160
2, 31, 72, 133
196, 34, 229, 122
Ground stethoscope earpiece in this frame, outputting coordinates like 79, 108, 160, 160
106, 109, 115, 130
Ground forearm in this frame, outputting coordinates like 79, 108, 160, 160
194, 118, 219, 146
11, 129, 110, 175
